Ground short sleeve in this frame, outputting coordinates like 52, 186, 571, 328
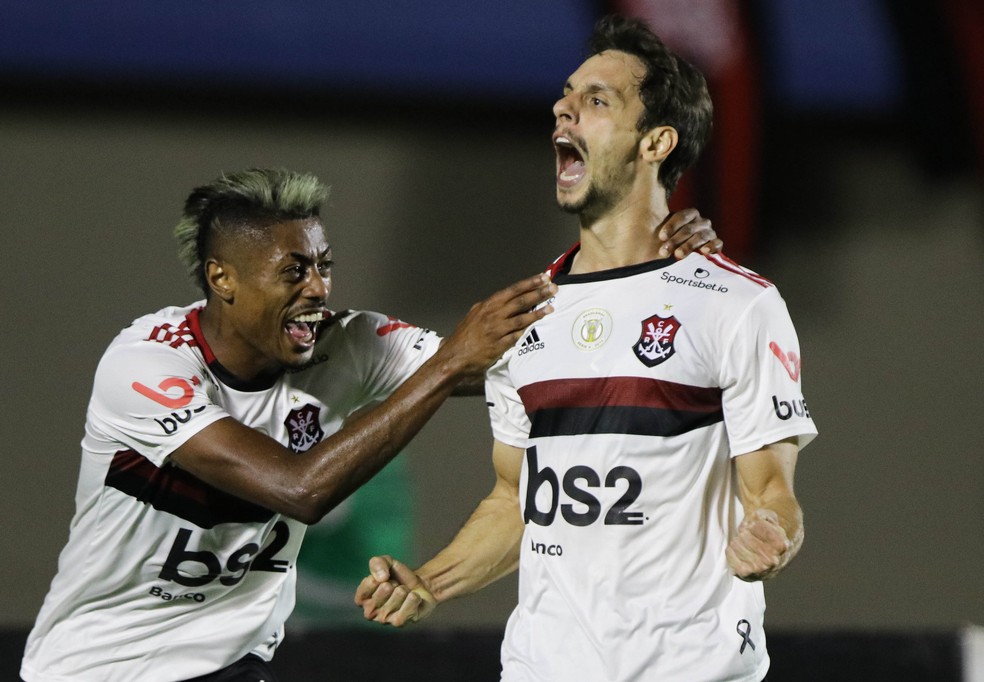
337, 311, 442, 404
485, 352, 530, 449
720, 288, 818, 456
85, 340, 229, 467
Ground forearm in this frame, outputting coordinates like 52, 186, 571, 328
730, 440, 803, 579
289, 351, 468, 521
302, 274, 555, 507
451, 373, 487, 396
746, 489, 804, 558
417, 492, 524, 603
175, 274, 556, 524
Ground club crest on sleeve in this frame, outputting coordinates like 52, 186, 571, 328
285, 404, 324, 453
633, 314, 679, 367
769, 341, 801, 382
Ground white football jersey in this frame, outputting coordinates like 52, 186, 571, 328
487, 248, 817, 682
21, 303, 440, 682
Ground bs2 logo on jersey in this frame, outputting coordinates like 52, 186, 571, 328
132, 376, 207, 435
159, 522, 291, 588
524, 446, 645, 527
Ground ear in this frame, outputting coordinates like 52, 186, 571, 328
205, 258, 236, 303
640, 126, 678, 164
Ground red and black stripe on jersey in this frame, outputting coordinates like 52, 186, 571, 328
105, 449, 274, 528
518, 376, 723, 439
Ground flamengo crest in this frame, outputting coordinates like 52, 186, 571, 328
285, 404, 324, 453
633, 314, 680, 367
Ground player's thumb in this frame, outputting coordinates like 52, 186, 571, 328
388, 558, 422, 589
368, 555, 395, 582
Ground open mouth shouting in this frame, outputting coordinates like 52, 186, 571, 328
285, 310, 327, 350
554, 133, 586, 188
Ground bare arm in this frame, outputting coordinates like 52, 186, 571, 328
727, 437, 803, 581
354, 438, 525, 626
450, 363, 488, 396
169, 275, 554, 525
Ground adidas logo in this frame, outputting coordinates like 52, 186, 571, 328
518, 328, 545, 356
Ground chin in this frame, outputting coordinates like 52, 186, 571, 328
556, 188, 587, 214
556, 192, 591, 215
283, 347, 315, 369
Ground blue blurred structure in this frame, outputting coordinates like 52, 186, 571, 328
1, 0, 907, 113
0, 0, 595, 102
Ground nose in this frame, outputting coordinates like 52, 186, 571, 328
305, 270, 331, 302
553, 93, 576, 123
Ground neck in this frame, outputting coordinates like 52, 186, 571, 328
570, 187, 670, 274
198, 302, 278, 383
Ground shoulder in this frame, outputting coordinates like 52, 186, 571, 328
657, 253, 785, 308
652, 255, 796, 344
319, 309, 416, 340
690, 253, 775, 291
96, 303, 207, 380
315, 309, 439, 356
89, 304, 218, 423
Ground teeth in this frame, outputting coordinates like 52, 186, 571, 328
555, 136, 572, 147
292, 312, 324, 323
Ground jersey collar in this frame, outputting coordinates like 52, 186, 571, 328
549, 243, 676, 285
185, 307, 282, 392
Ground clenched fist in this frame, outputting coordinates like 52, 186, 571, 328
726, 508, 797, 581
354, 555, 437, 627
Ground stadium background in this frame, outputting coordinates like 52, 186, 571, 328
1, 0, 981, 679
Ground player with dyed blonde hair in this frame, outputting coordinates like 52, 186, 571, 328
21, 167, 557, 681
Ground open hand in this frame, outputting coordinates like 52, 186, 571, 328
439, 273, 556, 377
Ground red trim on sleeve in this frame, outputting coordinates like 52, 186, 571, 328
185, 308, 217, 364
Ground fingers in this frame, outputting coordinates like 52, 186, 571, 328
354, 555, 394, 604
388, 557, 423, 589
493, 273, 557, 318
656, 209, 722, 258
726, 510, 791, 581
369, 554, 394, 581
658, 207, 699, 239
358, 582, 431, 627
363, 581, 422, 626
500, 272, 554, 297
354, 556, 436, 627
698, 238, 724, 255
441, 273, 557, 375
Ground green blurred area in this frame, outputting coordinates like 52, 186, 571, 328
291, 456, 414, 627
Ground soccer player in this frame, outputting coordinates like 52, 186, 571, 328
356, 16, 818, 682
20, 167, 716, 681
18, 168, 556, 681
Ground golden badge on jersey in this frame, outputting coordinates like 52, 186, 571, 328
571, 308, 613, 351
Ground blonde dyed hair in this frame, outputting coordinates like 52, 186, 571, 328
174, 168, 329, 294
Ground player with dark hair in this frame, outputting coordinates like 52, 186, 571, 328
357, 16, 816, 681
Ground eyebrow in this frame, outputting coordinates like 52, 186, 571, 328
285, 248, 333, 264
563, 80, 625, 103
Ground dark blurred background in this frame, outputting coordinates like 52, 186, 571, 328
1, 0, 982, 679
